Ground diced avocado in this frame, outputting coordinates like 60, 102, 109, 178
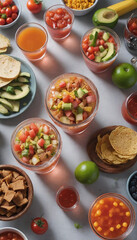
0, 104, 9, 115
91, 28, 101, 36
43, 134, 50, 140
45, 140, 51, 146
25, 142, 29, 149
84, 106, 92, 112
0, 98, 13, 111
92, 8, 118, 29
99, 45, 105, 52
79, 102, 84, 109
21, 149, 29, 157
103, 32, 109, 41
17, 77, 29, 83
76, 113, 83, 122
62, 102, 72, 111
82, 88, 88, 94
8, 100, 20, 112
102, 42, 115, 62
50, 134, 55, 139
77, 106, 83, 114
90, 31, 98, 47
60, 116, 70, 124
77, 88, 86, 98
95, 56, 101, 63
0, 84, 30, 100
19, 72, 31, 78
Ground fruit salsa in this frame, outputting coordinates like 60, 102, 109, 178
81, 27, 120, 73
0, 231, 23, 240
46, 73, 99, 134
89, 193, 135, 240
45, 4, 74, 40
11, 118, 62, 174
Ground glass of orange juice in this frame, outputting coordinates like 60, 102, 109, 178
15, 22, 48, 61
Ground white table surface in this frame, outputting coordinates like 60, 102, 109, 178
0, 0, 137, 239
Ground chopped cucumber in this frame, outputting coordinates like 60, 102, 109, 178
60, 116, 70, 124
62, 102, 72, 111
76, 113, 83, 122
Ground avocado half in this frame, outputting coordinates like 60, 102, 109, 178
92, 8, 118, 29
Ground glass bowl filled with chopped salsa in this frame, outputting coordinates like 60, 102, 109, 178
0, 227, 28, 240
44, 4, 74, 40
121, 92, 137, 125
81, 26, 120, 73
45, 73, 99, 134
11, 118, 62, 174
88, 193, 135, 240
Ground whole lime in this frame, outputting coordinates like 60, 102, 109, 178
75, 161, 99, 184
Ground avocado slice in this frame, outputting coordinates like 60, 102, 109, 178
0, 84, 30, 100
17, 77, 29, 83
8, 100, 20, 112
19, 72, 31, 78
102, 32, 109, 41
102, 42, 115, 62
0, 104, 9, 115
0, 98, 13, 111
92, 8, 118, 29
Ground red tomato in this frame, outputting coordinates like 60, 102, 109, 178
1, 8, 6, 14
82, 43, 88, 51
29, 129, 36, 139
14, 144, 22, 152
6, 7, 12, 16
6, 17, 12, 24
19, 134, 27, 143
31, 217, 48, 235
63, 95, 70, 103
11, 12, 18, 20
11, 5, 18, 13
22, 156, 29, 163
1, 0, 13, 6
46, 144, 52, 151
43, 125, 50, 134
88, 53, 95, 60
59, 81, 66, 88
99, 39, 105, 45
29, 145, 34, 155
27, 0, 42, 14
56, 8, 63, 15
37, 138, 45, 147
25, 130, 29, 137
0, 17, 5, 24
93, 46, 99, 52
30, 123, 39, 133
87, 46, 94, 54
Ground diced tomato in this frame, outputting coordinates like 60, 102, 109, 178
56, 8, 63, 14
88, 54, 95, 60
108, 37, 115, 43
19, 134, 27, 143
96, 39, 100, 46
83, 36, 89, 44
65, 110, 72, 117
38, 138, 45, 147
30, 123, 39, 133
29, 145, 34, 155
25, 130, 29, 137
98, 31, 103, 38
76, 98, 81, 104
83, 111, 88, 120
87, 46, 94, 54
93, 46, 99, 52
22, 157, 29, 163
59, 81, 66, 88
43, 125, 50, 134
82, 43, 88, 51
29, 129, 36, 139
63, 95, 70, 103
46, 144, 52, 151
99, 39, 105, 45
14, 144, 22, 152
86, 95, 96, 104
72, 100, 78, 108
69, 96, 74, 103
104, 42, 108, 49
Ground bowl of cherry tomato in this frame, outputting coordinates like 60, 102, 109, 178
0, 0, 21, 28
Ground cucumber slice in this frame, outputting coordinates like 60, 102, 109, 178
0, 84, 30, 100
0, 98, 13, 111
17, 77, 29, 83
19, 72, 31, 78
0, 104, 9, 115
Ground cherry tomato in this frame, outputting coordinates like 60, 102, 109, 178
27, 0, 42, 14
1, 8, 6, 14
0, 17, 5, 25
31, 217, 48, 234
2, 0, 13, 6
6, 7, 12, 17
6, 17, 13, 24
11, 5, 18, 13
11, 12, 17, 20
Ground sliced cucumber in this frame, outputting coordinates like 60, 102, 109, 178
17, 77, 29, 83
0, 84, 30, 100
19, 72, 31, 78
0, 104, 9, 114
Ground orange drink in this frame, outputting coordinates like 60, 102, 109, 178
16, 23, 48, 61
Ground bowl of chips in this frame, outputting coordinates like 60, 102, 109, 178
0, 165, 33, 221
87, 126, 137, 173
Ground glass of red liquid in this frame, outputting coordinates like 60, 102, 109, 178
44, 4, 74, 41
56, 186, 80, 211
124, 12, 137, 53
121, 92, 137, 125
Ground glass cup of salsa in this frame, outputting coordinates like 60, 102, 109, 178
15, 22, 48, 61
56, 186, 80, 211
11, 118, 62, 174
81, 26, 120, 73
88, 193, 135, 240
121, 92, 137, 125
124, 12, 137, 54
44, 4, 74, 41
45, 73, 99, 135
0, 227, 28, 240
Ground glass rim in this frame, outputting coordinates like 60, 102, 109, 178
15, 22, 48, 53
126, 13, 137, 38
11, 118, 62, 170
88, 192, 135, 240
125, 91, 137, 121
45, 72, 99, 128
56, 185, 80, 210
81, 26, 121, 65
44, 4, 74, 30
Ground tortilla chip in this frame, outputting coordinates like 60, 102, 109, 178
0, 77, 14, 88
0, 34, 10, 49
4, 190, 15, 202
0, 55, 21, 79
0, 48, 7, 53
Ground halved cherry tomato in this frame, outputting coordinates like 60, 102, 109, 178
37, 138, 45, 147
27, 0, 42, 14
31, 217, 48, 235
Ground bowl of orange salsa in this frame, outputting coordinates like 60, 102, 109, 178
88, 193, 135, 240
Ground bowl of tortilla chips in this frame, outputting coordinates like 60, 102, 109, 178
0, 165, 33, 221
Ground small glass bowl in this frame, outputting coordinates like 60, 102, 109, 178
127, 171, 137, 205
56, 185, 80, 211
45, 73, 99, 135
44, 4, 74, 40
81, 26, 121, 73
121, 92, 137, 125
88, 193, 135, 240
15, 22, 48, 61
0, 227, 28, 240
11, 118, 62, 174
